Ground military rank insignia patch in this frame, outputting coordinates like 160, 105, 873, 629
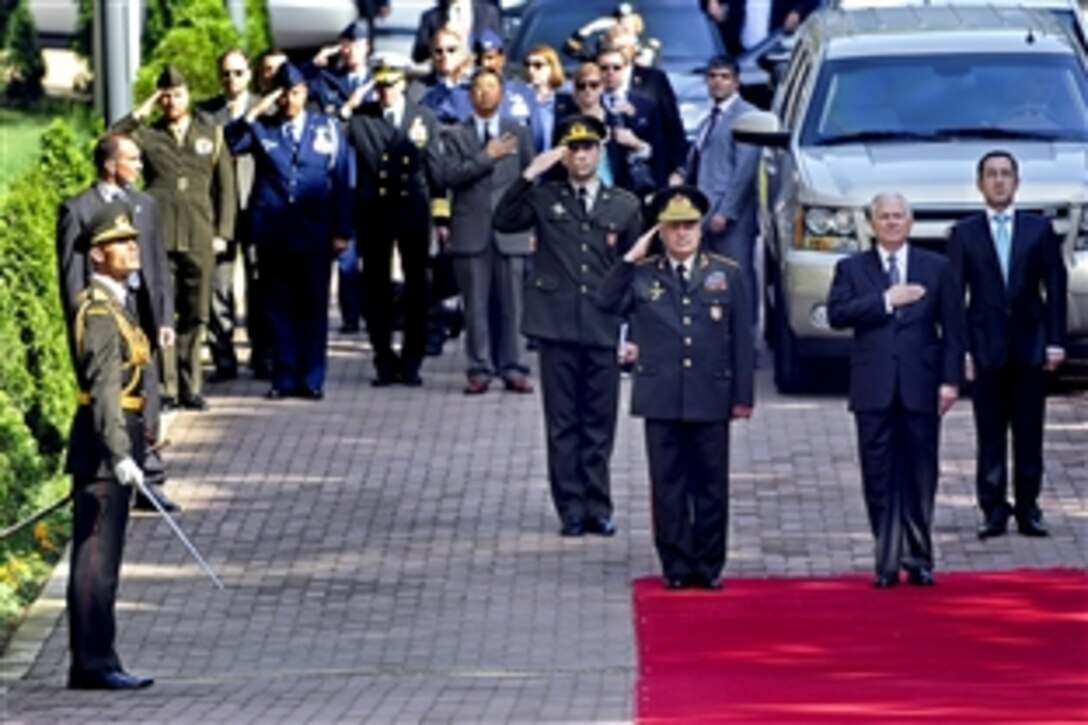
408, 116, 428, 147
647, 280, 665, 301
551, 202, 566, 218
704, 271, 728, 291
313, 126, 335, 154
194, 137, 214, 155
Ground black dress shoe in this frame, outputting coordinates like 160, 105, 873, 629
559, 519, 585, 537
401, 371, 423, 387
978, 510, 1010, 540
664, 577, 688, 590
873, 574, 899, 588
161, 396, 178, 412
179, 395, 208, 411
693, 575, 723, 590
265, 387, 286, 399
304, 387, 324, 400
907, 569, 935, 586
1016, 514, 1050, 537
68, 669, 154, 691
583, 515, 616, 537
339, 322, 360, 334
134, 487, 180, 513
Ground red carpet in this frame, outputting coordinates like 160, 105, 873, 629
633, 570, 1088, 722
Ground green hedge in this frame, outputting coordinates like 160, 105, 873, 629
0, 120, 93, 644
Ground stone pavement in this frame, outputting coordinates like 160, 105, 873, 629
2, 335, 1086, 723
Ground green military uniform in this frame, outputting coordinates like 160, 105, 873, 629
113, 66, 236, 406
65, 205, 154, 690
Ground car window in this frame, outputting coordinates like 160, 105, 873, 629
801, 53, 1088, 145
508, 6, 721, 69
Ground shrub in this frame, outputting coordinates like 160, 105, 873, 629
2, 0, 45, 102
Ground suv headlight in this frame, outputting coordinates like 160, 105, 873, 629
795, 206, 860, 252
1076, 208, 1088, 251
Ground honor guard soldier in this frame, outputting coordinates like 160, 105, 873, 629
493, 114, 643, 537
114, 65, 236, 411
225, 62, 353, 399
346, 56, 444, 386
598, 187, 754, 589
65, 203, 155, 691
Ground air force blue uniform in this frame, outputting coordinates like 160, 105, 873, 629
225, 110, 352, 395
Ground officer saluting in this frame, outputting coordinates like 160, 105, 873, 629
598, 186, 754, 590
493, 114, 643, 537
65, 203, 154, 690
113, 65, 236, 411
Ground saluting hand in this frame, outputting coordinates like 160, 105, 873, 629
624, 223, 660, 264
134, 89, 162, 120
312, 43, 340, 67
522, 146, 567, 181
249, 88, 283, 121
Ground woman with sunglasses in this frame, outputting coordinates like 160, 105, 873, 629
522, 45, 565, 152
557, 63, 655, 198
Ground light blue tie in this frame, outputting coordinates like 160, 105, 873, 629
994, 213, 1011, 284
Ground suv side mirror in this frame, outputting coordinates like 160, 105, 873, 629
732, 110, 791, 148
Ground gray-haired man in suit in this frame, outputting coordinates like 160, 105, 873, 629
672, 54, 760, 322
440, 67, 536, 394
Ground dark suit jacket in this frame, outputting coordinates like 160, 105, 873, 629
440, 117, 534, 255
598, 252, 755, 421
56, 184, 173, 344
827, 245, 965, 414
946, 210, 1066, 369
412, 1, 502, 64
552, 97, 656, 197
354, 0, 390, 19
224, 110, 353, 253
629, 66, 688, 176
702, 0, 819, 55
493, 177, 643, 347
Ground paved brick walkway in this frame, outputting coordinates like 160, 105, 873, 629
3, 335, 1086, 722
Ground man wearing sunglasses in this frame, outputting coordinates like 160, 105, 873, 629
412, 0, 502, 65
413, 26, 474, 125
198, 48, 260, 384
494, 115, 643, 538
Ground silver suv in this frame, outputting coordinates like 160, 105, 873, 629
737, 6, 1088, 392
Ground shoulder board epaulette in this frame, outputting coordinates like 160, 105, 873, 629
635, 255, 661, 266
706, 252, 741, 269
606, 187, 640, 205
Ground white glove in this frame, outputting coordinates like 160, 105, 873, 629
113, 457, 144, 487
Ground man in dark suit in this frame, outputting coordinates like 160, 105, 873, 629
346, 58, 444, 386
354, 0, 390, 42
946, 151, 1067, 539
412, 0, 502, 65
55, 132, 179, 513
673, 55, 760, 323
65, 204, 155, 691
198, 48, 259, 382
599, 27, 688, 180
598, 186, 754, 590
702, 0, 818, 57
441, 68, 535, 394
224, 63, 353, 400
494, 115, 643, 537
597, 44, 683, 189
828, 192, 965, 588
113, 65, 236, 412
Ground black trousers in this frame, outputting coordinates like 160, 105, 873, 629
537, 341, 619, 525
971, 364, 1047, 519
855, 397, 939, 578
67, 476, 132, 678
361, 215, 430, 378
645, 419, 731, 582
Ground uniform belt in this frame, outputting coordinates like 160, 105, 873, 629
77, 391, 145, 411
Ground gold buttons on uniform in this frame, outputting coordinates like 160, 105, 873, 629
177, 177, 189, 191
683, 358, 692, 368
580, 285, 588, 294
581, 264, 588, 273
581, 244, 588, 252
682, 297, 691, 305
682, 316, 692, 326
582, 223, 590, 231
684, 337, 692, 346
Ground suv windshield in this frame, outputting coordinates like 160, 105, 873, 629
801, 53, 1088, 146
508, 6, 720, 70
